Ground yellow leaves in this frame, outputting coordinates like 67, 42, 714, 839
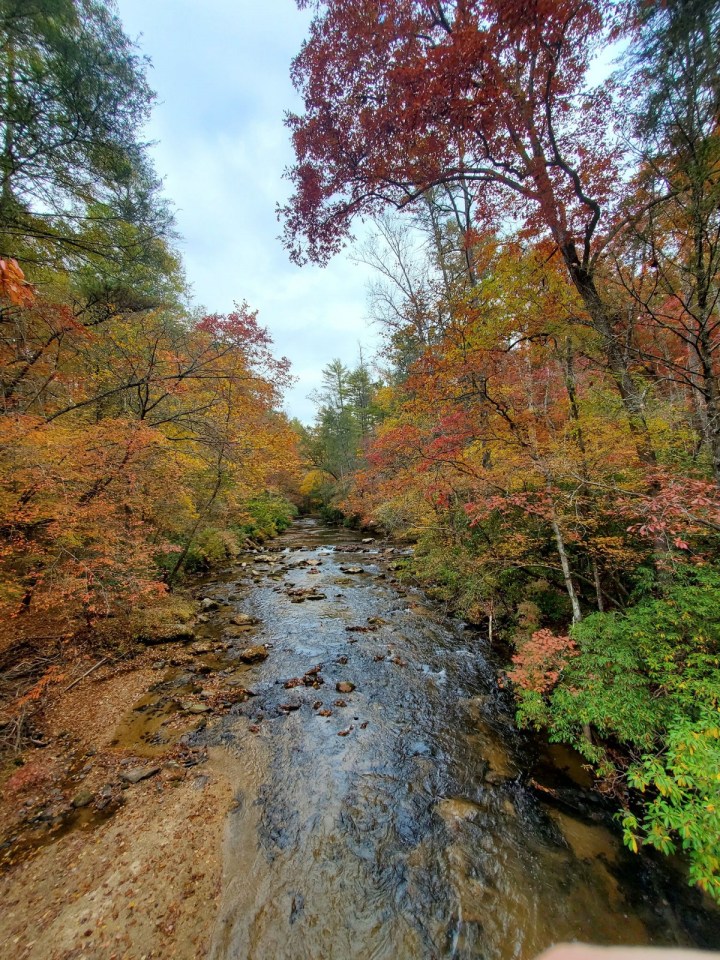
299, 469, 333, 497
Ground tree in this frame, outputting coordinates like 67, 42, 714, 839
611, 0, 720, 479
282, 0, 658, 463
0, 0, 172, 270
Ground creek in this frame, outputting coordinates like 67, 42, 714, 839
186, 518, 720, 959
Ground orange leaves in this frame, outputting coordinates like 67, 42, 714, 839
507, 629, 578, 694
0, 258, 34, 307
0, 279, 296, 646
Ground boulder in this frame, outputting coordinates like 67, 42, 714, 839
238, 645, 269, 664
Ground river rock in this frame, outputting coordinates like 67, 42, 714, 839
182, 702, 211, 714
71, 788, 94, 808
336, 681, 355, 693
238, 644, 269, 663
120, 765, 161, 785
224, 624, 256, 636
230, 613, 259, 626
340, 566, 363, 574
279, 699, 302, 712
190, 641, 213, 654
200, 598, 220, 612
434, 798, 482, 828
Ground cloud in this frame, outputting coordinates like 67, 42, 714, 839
115, 0, 381, 423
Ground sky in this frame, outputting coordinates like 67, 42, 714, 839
114, 0, 380, 424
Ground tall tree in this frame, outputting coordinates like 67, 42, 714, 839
612, 0, 720, 478
281, 0, 658, 463
0, 0, 171, 269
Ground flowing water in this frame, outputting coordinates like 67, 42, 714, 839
190, 519, 719, 960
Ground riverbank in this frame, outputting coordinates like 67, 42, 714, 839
0, 639, 245, 959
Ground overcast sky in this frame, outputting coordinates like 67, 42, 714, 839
114, 0, 380, 423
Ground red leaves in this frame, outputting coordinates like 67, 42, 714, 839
620, 469, 720, 554
507, 628, 578, 694
283, 0, 618, 265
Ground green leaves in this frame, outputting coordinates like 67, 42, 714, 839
514, 566, 720, 899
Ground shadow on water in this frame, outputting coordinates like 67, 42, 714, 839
190, 518, 720, 960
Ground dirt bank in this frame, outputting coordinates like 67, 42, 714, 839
0, 643, 243, 960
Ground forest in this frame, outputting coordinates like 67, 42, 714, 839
0, 0, 719, 945
0, 4, 299, 734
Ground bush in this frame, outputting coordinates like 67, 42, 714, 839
512, 565, 720, 899
182, 527, 240, 573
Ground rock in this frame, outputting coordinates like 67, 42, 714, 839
230, 613, 259, 626
336, 681, 355, 693
334, 699, 347, 708
120, 765, 161, 785
200, 598, 220, 612
361, 537, 375, 543
303, 675, 324, 687
140, 623, 196, 645
279, 700, 302, 712
284, 677, 304, 688
224, 623, 256, 636
312, 700, 323, 710
318, 709, 332, 717
435, 798, 482, 828
238, 645, 269, 664
71, 788, 94, 808
336, 656, 348, 665
339, 566, 363, 574
182, 702, 211, 714
190, 641, 213, 655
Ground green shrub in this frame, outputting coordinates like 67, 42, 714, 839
513, 565, 720, 899
237, 493, 298, 540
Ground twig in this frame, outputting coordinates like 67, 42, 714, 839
62, 657, 108, 692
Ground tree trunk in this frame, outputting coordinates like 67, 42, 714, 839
563, 251, 656, 467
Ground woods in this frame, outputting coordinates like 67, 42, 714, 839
285, 0, 720, 899
0, 2, 299, 671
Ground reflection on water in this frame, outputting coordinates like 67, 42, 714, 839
194, 519, 720, 959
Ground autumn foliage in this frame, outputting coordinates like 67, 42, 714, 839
0, 269, 298, 651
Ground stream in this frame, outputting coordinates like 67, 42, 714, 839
188, 518, 719, 959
